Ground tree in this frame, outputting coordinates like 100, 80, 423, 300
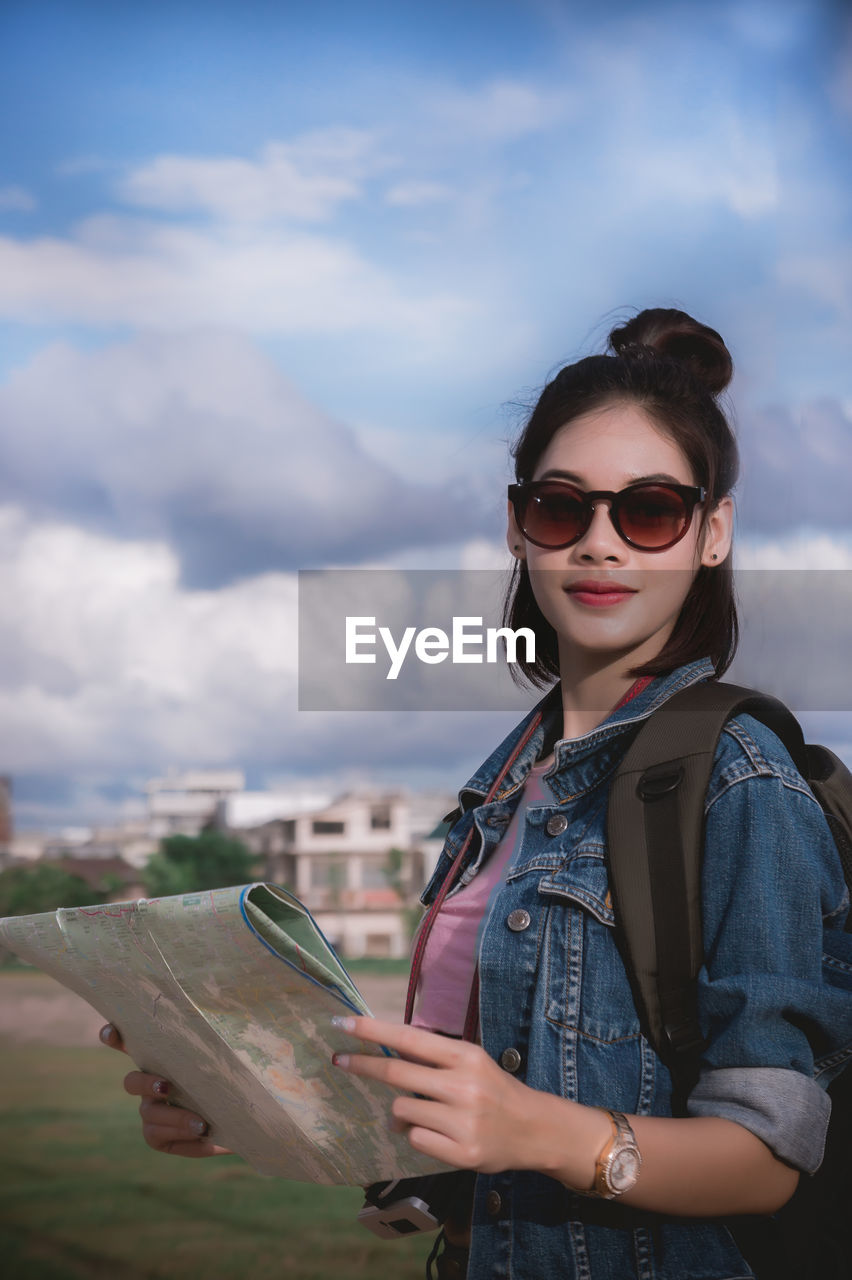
143, 829, 257, 897
0, 864, 94, 917
326, 858, 345, 909
383, 845, 423, 941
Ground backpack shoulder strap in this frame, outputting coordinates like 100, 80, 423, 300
804, 745, 852, 896
606, 680, 805, 1084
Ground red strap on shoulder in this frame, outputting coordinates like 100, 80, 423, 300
404, 710, 543, 1032
612, 675, 652, 713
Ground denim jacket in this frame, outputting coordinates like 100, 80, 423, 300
420, 659, 852, 1280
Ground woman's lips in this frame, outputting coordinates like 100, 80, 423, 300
564, 580, 637, 608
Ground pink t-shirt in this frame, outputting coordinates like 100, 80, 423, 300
410, 679, 654, 1036
412, 760, 553, 1036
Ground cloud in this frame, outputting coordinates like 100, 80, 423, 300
737, 399, 852, 531
738, 532, 852, 569
425, 79, 575, 144
119, 129, 381, 223
0, 505, 522, 825
775, 248, 852, 320
0, 215, 473, 339
615, 109, 779, 219
0, 185, 36, 212
0, 505, 297, 778
0, 332, 493, 585
729, 560, 852, 713
385, 181, 454, 207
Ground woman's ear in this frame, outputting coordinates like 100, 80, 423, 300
700, 495, 734, 567
507, 501, 526, 560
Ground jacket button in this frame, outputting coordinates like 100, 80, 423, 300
546, 813, 568, 836
507, 908, 531, 932
486, 1190, 502, 1216
500, 1047, 522, 1073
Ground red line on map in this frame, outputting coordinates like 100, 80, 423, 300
78, 903, 137, 918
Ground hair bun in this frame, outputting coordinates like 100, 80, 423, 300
608, 308, 733, 395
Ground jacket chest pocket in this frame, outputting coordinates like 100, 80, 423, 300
538, 852, 642, 1043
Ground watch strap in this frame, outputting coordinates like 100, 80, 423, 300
589, 1110, 641, 1199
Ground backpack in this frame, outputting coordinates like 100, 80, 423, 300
606, 680, 852, 1280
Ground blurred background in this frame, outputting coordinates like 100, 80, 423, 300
1, 0, 851, 1274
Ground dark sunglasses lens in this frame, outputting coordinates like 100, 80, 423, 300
618, 486, 690, 547
523, 486, 587, 547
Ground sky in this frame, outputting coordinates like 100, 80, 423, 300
1, 0, 851, 829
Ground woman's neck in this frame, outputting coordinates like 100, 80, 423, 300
558, 662, 642, 741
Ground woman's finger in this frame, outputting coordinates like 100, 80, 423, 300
332, 1015, 467, 1067
404, 1124, 470, 1167
390, 1093, 456, 1135
149, 1137, 233, 1158
331, 1050, 461, 1103
140, 1111, 231, 1157
99, 1023, 127, 1053
138, 1097, 210, 1140
123, 1070, 174, 1100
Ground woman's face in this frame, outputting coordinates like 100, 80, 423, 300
506, 401, 732, 676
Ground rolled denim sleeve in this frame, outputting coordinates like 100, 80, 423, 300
688, 1066, 831, 1173
686, 720, 852, 1173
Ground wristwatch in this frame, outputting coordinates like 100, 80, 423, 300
589, 1110, 642, 1199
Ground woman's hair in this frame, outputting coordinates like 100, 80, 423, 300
504, 307, 740, 686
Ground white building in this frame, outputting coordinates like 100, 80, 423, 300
146, 768, 246, 838
225, 788, 454, 959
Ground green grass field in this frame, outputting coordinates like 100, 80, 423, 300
0, 1038, 432, 1279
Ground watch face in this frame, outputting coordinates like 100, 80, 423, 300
608, 1148, 641, 1192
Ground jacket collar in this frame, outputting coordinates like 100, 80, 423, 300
456, 658, 716, 809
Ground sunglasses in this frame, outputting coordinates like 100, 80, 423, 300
508, 480, 706, 553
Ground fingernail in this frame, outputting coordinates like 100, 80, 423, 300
99, 1024, 114, 1044
331, 1053, 350, 1069
152, 1079, 170, 1097
189, 1118, 208, 1137
331, 1015, 356, 1031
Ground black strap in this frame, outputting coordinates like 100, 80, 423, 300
806, 744, 852, 918
606, 681, 806, 1084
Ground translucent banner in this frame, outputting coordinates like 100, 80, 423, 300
298, 569, 852, 712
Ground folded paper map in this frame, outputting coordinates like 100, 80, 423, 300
0, 882, 447, 1185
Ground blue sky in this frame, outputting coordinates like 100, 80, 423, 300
1, 0, 850, 827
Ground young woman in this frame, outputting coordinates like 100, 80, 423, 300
102, 309, 852, 1279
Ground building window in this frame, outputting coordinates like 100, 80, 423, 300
370, 806, 391, 830
365, 932, 392, 957
312, 819, 345, 835
310, 858, 345, 890
361, 858, 391, 889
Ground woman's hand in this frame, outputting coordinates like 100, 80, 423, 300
330, 1016, 542, 1173
99, 1023, 232, 1158
329, 1017, 800, 1216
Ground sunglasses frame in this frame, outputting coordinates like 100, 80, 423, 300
508, 479, 706, 553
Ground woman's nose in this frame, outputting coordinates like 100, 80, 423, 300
572, 501, 625, 561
